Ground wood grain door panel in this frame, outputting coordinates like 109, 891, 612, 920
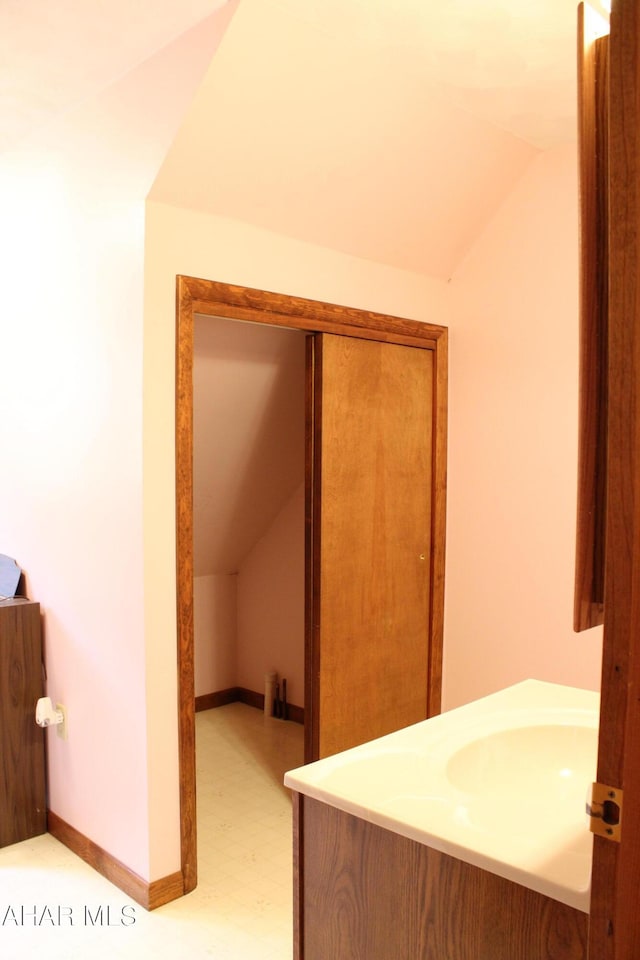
310, 334, 433, 759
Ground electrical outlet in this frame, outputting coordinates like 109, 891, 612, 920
56, 704, 67, 740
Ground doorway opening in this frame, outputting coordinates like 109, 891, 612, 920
192, 313, 306, 722
176, 276, 448, 894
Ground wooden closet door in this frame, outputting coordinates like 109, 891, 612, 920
307, 333, 434, 760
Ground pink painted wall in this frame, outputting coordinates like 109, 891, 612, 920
1, 127, 601, 891
442, 144, 603, 711
1, 0, 600, 901
194, 574, 237, 698
0, 9, 238, 882
237, 483, 305, 707
193, 491, 304, 707
0, 17, 599, 894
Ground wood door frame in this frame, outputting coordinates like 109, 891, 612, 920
588, 0, 640, 955
175, 275, 448, 894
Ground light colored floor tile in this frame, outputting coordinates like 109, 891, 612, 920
0, 703, 303, 959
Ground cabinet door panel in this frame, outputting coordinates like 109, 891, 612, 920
0, 601, 46, 848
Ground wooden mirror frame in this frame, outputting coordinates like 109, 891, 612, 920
574, 4, 609, 632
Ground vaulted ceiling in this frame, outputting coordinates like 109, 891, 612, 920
150, 0, 585, 277
0, 0, 236, 154
3, 0, 595, 577
3, 0, 586, 155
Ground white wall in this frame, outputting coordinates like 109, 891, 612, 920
442, 145, 603, 710
237, 483, 305, 706
194, 574, 237, 698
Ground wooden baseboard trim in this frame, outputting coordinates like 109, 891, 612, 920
283, 702, 305, 725
147, 871, 186, 910
236, 686, 263, 710
238, 686, 306, 725
47, 811, 184, 911
195, 687, 241, 712
196, 686, 305, 725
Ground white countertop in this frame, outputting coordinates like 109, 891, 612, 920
284, 679, 600, 912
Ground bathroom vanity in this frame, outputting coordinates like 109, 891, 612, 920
285, 681, 596, 960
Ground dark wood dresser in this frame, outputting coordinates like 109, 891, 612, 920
0, 600, 46, 847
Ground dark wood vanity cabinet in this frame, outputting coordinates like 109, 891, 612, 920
293, 795, 587, 960
0, 600, 46, 847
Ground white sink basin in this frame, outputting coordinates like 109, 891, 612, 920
446, 723, 597, 795
284, 680, 600, 912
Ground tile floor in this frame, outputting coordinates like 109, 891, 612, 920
0, 703, 304, 959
